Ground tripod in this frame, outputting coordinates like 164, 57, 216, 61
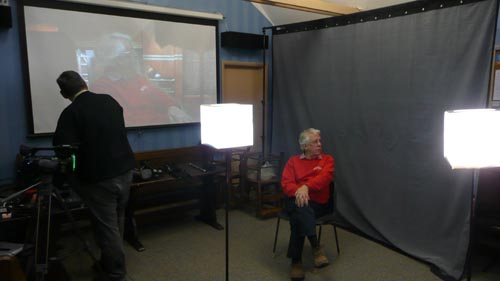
26, 174, 99, 281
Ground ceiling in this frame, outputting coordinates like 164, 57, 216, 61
250, 0, 417, 26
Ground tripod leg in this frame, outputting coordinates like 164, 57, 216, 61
51, 186, 100, 265
33, 177, 52, 281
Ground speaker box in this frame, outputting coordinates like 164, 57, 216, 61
0, 5, 12, 29
221, 31, 268, 50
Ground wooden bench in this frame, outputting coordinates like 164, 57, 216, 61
124, 145, 225, 251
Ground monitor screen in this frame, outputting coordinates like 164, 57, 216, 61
20, 0, 218, 134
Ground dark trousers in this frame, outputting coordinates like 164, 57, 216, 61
285, 197, 330, 261
75, 170, 132, 281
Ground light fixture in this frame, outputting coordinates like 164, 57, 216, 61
200, 103, 254, 281
444, 109, 500, 169
443, 108, 500, 281
201, 104, 253, 149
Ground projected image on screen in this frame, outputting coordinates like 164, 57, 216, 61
22, 3, 217, 134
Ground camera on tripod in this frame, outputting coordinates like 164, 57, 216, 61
8, 145, 84, 281
17, 144, 78, 183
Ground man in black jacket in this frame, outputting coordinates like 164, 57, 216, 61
53, 70, 135, 281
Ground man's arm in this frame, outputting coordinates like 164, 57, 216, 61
304, 155, 334, 192
281, 158, 300, 197
53, 109, 79, 147
168, 106, 192, 123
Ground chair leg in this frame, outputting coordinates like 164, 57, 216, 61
273, 217, 281, 254
333, 225, 340, 254
256, 183, 263, 217
287, 238, 292, 258
482, 257, 497, 272
318, 225, 323, 244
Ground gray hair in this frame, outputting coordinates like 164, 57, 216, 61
298, 128, 321, 146
95, 32, 134, 61
91, 32, 141, 82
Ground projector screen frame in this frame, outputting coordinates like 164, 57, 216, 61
18, 0, 220, 136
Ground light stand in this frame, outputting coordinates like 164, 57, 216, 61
200, 103, 254, 281
443, 109, 500, 281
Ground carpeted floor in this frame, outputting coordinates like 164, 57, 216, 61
58, 208, 500, 281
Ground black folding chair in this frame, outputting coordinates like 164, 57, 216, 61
272, 182, 340, 256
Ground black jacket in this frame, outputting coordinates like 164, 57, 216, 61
53, 91, 135, 183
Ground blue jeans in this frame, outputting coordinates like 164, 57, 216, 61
74, 170, 132, 281
285, 197, 331, 261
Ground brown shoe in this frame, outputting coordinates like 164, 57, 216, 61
290, 262, 305, 281
313, 246, 329, 268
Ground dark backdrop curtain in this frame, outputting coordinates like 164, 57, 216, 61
271, 0, 497, 279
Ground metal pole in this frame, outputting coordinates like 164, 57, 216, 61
225, 150, 231, 281
261, 28, 267, 156
466, 169, 479, 281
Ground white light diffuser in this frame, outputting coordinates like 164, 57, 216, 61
444, 109, 500, 169
200, 103, 254, 149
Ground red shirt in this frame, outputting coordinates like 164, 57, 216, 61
281, 153, 334, 204
90, 75, 176, 127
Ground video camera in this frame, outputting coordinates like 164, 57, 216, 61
17, 144, 78, 180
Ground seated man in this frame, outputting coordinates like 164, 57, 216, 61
281, 128, 334, 281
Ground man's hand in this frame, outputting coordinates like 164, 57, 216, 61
168, 106, 192, 123
295, 185, 309, 207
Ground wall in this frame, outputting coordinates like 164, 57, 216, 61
0, 0, 271, 185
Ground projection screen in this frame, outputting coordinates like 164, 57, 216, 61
271, 0, 497, 279
20, 0, 218, 134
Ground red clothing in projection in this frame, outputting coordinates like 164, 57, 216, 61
90, 75, 175, 127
